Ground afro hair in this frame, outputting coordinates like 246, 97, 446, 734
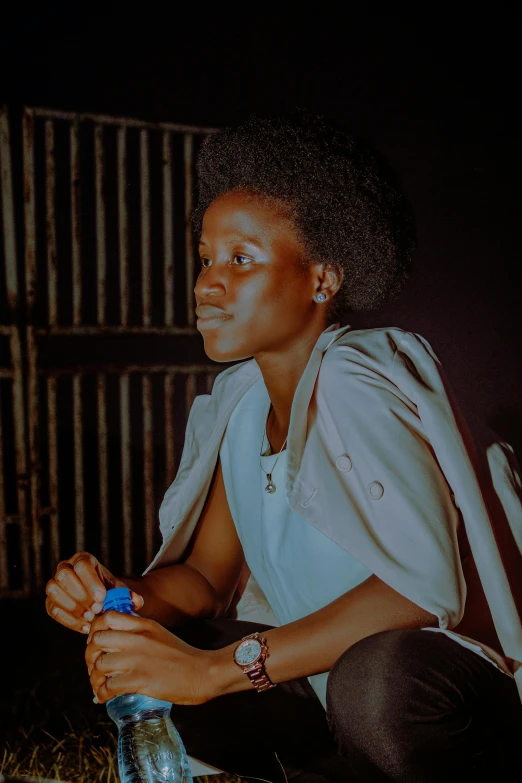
192, 110, 416, 322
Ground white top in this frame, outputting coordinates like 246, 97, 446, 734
219, 377, 512, 709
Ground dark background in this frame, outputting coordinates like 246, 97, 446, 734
1, 10, 521, 456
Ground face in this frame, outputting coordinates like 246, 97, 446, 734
194, 190, 330, 363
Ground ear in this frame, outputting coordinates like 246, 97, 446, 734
317, 263, 343, 299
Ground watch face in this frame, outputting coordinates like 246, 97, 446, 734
235, 638, 262, 666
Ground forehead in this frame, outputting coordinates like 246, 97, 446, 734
200, 191, 299, 247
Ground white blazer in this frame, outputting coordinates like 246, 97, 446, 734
145, 324, 522, 703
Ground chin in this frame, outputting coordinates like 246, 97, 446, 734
201, 335, 253, 364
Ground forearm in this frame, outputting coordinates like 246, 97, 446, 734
124, 563, 221, 628
209, 576, 438, 697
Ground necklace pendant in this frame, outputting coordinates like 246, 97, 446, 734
265, 474, 276, 494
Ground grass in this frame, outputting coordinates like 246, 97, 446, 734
0, 598, 247, 783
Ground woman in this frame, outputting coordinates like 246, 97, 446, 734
46, 112, 522, 782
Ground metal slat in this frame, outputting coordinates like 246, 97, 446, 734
23, 109, 36, 315
71, 120, 82, 326
32, 106, 218, 135
142, 375, 154, 563
117, 128, 129, 326
97, 375, 109, 564
206, 372, 216, 395
73, 374, 85, 551
45, 120, 58, 325
37, 325, 196, 336
0, 107, 18, 312
184, 134, 195, 327
140, 130, 152, 326
38, 362, 214, 376
120, 374, 132, 574
164, 373, 175, 486
10, 330, 30, 593
10, 338, 30, 592
0, 382, 8, 589
163, 132, 174, 326
95, 125, 107, 325
26, 326, 42, 586
185, 372, 196, 418
47, 376, 59, 566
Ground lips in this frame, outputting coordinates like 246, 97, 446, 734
196, 313, 233, 331
195, 305, 229, 318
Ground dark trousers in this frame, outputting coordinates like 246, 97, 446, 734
171, 619, 522, 782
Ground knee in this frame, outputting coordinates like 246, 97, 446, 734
326, 630, 424, 752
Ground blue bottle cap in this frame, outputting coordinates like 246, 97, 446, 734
103, 586, 132, 612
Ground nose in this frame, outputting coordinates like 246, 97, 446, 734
194, 264, 227, 300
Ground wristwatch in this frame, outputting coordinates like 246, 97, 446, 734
233, 632, 277, 693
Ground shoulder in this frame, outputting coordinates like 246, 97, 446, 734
317, 327, 443, 418
321, 326, 438, 381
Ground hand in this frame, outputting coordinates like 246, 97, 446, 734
45, 551, 144, 635
86, 611, 215, 706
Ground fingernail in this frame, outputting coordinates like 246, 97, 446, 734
93, 695, 99, 704
94, 589, 104, 601
91, 602, 103, 614
83, 611, 95, 621
82, 625, 90, 633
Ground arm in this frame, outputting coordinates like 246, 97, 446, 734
46, 458, 245, 634
126, 458, 246, 628
209, 575, 437, 697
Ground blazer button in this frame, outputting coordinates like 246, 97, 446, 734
336, 455, 353, 472
368, 481, 384, 500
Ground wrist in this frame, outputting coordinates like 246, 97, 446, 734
206, 644, 251, 700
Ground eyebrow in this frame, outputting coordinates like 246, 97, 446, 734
199, 236, 264, 249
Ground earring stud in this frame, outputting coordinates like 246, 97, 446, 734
316, 293, 327, 302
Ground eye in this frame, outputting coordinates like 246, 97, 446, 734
200, 257, 212, 268
231, 255, 251, 266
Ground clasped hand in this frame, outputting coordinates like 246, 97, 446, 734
86, 611, 216, 706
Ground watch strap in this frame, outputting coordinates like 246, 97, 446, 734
234, 632, 277, 693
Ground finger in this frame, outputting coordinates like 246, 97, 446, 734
46, 581, 93, 620
94, 650, 128, 677
46, 597, 91, 633
89, 610, 146, 638
54, 564, 92, 609
88, 628, 137, 656
131, 591, 145, 611
95, 673, 138, 705
68, 553, 108, 606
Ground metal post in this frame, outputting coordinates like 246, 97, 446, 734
163, 132, 174, 326
73, 374, 84, 551
164, 373, 175, 487
184, 134, 195, 326
97, 374, 109, 564
120, 374, 132, 574
0, 382, 7, 589
0, 107, 18, 313
206, 372, 215, 395
117, 127, 129, 326
47, 376, 59, 566
23, 108, 36, 314
95, 125, 107, 326
71, 120, 82, 326
185, 372, 196, 418
142, 375, 154, 563
45, 120, 58, 325
10, 329, 30, 593
140, 130, 151, 327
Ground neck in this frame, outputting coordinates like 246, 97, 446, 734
255, 325, 326, 444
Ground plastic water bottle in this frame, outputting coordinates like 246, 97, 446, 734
103, 587, 193, 783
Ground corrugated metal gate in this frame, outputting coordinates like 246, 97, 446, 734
0, 106, 221, 596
